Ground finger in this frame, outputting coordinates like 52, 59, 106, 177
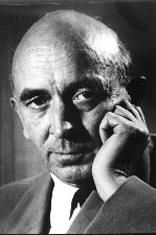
135, 106, 146, 123
99, 115, 111, 143
113, 99, 142, 121
105, 112, 149, 147
101, 111, 132, 133
135, 107, 150, 144
114, 105, 137, 122
122, 100, 143, 121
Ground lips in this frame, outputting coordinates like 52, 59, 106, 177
50, 150, 94, 166
46, 139, 96, 166
54, 149, 90, 155
54, 152, 83, 155
47, 141, 94, 154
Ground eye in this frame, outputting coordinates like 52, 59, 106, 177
72, 88, 100, 111
26, 94, 51, 110
73, 90, 95, 101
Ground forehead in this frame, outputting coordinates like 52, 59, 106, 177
12, 43, 94, 97
12, 15, 120, 97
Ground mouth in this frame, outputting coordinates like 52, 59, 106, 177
54, 150, 89, 155
51, 150, 94, 166
52, 144, 94, 155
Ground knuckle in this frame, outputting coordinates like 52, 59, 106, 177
106, 111, 112, 117
117, 124, 134, 136
105, 111, 113, 119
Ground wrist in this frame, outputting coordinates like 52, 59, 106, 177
93, 168, 128, 202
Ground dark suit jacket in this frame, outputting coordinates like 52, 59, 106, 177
1, 171, 156, 234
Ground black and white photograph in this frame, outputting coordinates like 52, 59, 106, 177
0, 0, 156, 233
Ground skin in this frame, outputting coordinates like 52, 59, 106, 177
11, 43, 117, 186
11, 10, 149, 201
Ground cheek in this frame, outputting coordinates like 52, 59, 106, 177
20, 111, 50, 148
81, 101, 113, 144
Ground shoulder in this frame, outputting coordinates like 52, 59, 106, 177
88, 176, 156, 233
0, 173, 43, 197
0, 172, 50, 224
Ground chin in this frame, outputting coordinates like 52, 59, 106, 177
48, 163, 93, 187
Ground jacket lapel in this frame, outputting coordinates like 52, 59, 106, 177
2, 172, 53, 234
1, 172, 104, 234
67, 190, 103, 234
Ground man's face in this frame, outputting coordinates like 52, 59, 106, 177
12, 42, 124, 186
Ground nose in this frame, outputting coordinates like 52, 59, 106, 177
49, 96, 73, 138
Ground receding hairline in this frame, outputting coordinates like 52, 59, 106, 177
13, 9, 118, 57
11, 9, 131, 95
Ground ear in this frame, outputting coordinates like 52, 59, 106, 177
10, 97, 30, 140
126, 76, 148, 106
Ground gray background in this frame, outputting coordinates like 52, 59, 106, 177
0, 0, 156, 186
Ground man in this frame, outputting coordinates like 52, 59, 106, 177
0, 9, 156, 234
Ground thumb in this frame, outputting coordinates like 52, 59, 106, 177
99, 113, 112, 144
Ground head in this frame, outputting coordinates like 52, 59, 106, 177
10, 10, 135, 187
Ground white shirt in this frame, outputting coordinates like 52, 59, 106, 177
49, 173, 81, 234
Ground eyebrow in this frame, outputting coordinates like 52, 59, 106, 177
65, 76, 105, 93
18, 76, 106, 102
19, 89, 49, 102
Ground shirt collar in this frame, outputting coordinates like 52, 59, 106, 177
49, 173, 80, 233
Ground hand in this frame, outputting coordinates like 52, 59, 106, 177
92, 100, 149, 201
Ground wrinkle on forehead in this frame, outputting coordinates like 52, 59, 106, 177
12, 10, 120, 93
23, 46, 77, 70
